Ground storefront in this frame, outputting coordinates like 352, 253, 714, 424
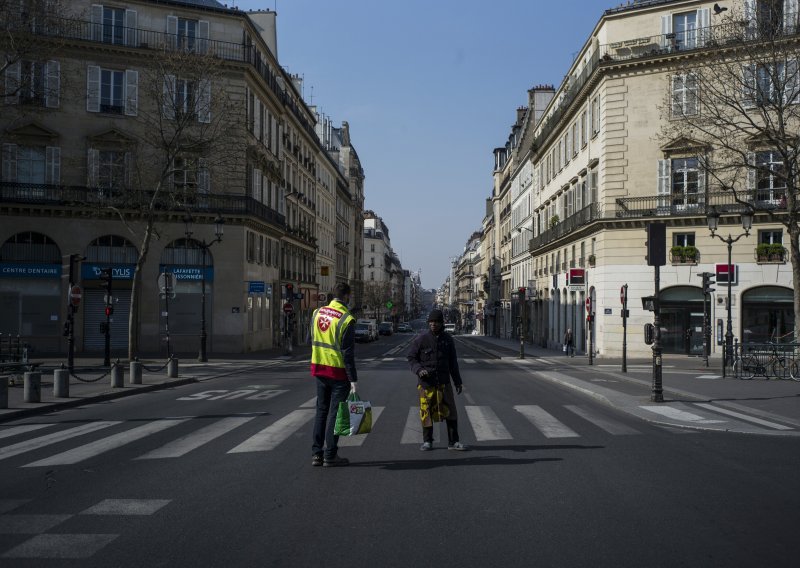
659, 286, 705, 355
81, 263, 134, 352
741, 286, 795, 344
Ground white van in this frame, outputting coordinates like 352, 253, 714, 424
444, 323, 456, 334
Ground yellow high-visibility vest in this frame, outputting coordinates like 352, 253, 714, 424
310, 299, 355, 380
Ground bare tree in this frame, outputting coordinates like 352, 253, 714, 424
109, 48, 245, 358
361, 281, 391, 320
660, 5, 800, 340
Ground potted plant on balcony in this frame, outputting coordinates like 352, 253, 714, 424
756, 243, 771, 262
768, 243, 785, 261
549, 215, 560, 229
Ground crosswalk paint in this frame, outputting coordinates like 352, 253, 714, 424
135, 416, 258, 459
514, 405, 579, 438
0, 424, 53, 440
338, 407, 384, 446
639, 406, 726, 424
300, 397, 317, 408
464, 358, 476, 364
0, 422, 120, 462
400, 407, 444, 444
694, 403, 793, 430
23, 420, 187, 467
563, 405, 640, 435
464, 406, 512, 441
227, 409, 315, 453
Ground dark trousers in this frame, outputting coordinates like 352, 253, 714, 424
312, 377, 351, 459
422, 420, 460, 445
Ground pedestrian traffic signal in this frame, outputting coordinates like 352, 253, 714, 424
518, 287, 526, 301
105, 306, 114, 317
702, 272, 716, 294
285, 283, 294, 299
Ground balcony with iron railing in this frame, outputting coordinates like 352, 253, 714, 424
0, 182, 286, 229
529, 202, 599, 250
614, 189, 784, 219
9, 14, 320, 146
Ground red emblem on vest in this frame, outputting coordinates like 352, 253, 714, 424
318, 315, 332, 332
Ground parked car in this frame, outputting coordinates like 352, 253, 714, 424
444, 323, 457, 334
354, 323, 372, 343
378, 322, 393, 336
396, 323, 412, 333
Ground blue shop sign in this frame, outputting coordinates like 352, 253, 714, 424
248, 281, 266, 294
82, 263, 136, 280
0, 262, 61, 278
159, 265, 214, 282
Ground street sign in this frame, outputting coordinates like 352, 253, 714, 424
386, 301, 393, 309
69, 285, 82, 307
620, 285, 627, 305
283, 302, 294, 314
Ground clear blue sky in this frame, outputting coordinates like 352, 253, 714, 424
234, 0, 609, 289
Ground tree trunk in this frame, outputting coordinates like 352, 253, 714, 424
128, 218, 156, 359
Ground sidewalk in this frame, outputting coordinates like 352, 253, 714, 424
0, 345, 312, 423
459, 334, 800, 435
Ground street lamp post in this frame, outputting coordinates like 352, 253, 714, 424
706, 208, 752, 377
184, 214, 224, 363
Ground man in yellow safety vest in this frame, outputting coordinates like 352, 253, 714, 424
310, 282, 358, 467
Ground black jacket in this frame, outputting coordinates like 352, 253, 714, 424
407, 330, 462, 388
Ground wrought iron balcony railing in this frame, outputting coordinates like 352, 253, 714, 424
529, 202, 599, 250
0, 182, 286, 229
614, 189, 781, 219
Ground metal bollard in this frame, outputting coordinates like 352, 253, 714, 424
167, 357, 178, 378
0, 376, 7, 408
23, 372, 41, 403
54, 368, 70, 398
130, 360, 142, 385
111, 361, 124, 388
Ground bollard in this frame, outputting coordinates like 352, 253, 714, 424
130, 360, 142, 385
167, 357, 178, 378
23, 372, 41, 403
54, 368, 70, 398
111, 361, 124, 388
0, 376, 7, 408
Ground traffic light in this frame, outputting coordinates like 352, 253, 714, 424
702, 272, 716, 295
518, 287, 526, 301
285, 283, 294, 299
105, 305, 114, 317
99, 267, 113, 298
585, 297, 592, 315
645, 222, 666, 266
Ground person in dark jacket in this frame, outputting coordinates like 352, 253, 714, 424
407, 309, 468, 451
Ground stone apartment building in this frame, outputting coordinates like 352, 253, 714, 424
0, 0, 363, 356
487, 0, 796, 358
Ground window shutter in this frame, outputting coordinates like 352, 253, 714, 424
197, 78, 211, 123
44, 60, 60, 108
252, 167, 259, 199
124, 10, 137, 46
45, 146, 60, 185
124, 151, 132, 188
657, 159, 671, 214
87, 148, 99, 187
746, 152, 756, 196
163, 74, 175, 119
661, 15, 672, 50
2, 143, 18, 182
696, 8, 710, 46
166, 15, 178, 49
786, 0, 799, 34
198, 20, 209, 54
5, 61, 20, 105
671, 75, 683, 117
685, 73, 698, 115
697, 155, 707, 199
86, 65, 100, 112
198, 158, 209, 194
124, 69, 137, 116
91, 4, 103, 41
254, 98, 261, 139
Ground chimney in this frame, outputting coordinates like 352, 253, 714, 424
247, 10, 278, 60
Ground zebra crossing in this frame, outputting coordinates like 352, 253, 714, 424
0, 401, 645, 469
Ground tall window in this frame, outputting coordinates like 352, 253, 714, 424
177, 18, 198, 51
15, 146, 46, 184
673, 11, 697, 49
671, 158, 702, 205
102, 6, 125, 44
100, 69, 124, 114
755, 150, 786, 202
175, 79, 195, 116
98, 151, 126, 190
671, 73, 698, 117
673, 233, 696, 247
759, 229, 783, 244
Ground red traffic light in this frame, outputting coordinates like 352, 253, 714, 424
286, 283, 294, 291
105, 306, 114, 317
585, 298, 592, 314
518, 287, 526, 295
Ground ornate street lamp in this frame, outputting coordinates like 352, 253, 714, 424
184, 213, 224, 362
706, 207, 752, 376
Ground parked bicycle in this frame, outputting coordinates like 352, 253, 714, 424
733, 339, 799, 381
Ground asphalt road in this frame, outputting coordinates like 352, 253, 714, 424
0, 333, 798, 567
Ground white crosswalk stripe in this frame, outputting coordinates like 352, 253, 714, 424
563, 405, 640, 435
514, 405, 580, 438
135, 416, 258, 459
464, 406, 512, 441
23, 420, 187, 467
227, 409, 315, 453
0, 424, 53, 440
0, 422, 120, 462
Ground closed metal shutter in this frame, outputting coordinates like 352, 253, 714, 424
84, 289, 130, 351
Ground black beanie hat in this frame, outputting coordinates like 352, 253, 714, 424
427, 309, 444, 323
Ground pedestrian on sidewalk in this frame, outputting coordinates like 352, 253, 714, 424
407, 308, 468, 452
310, 282, 358, 467
563, 328, 574, 357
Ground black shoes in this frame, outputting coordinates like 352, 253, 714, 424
322, 455, 349, 467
